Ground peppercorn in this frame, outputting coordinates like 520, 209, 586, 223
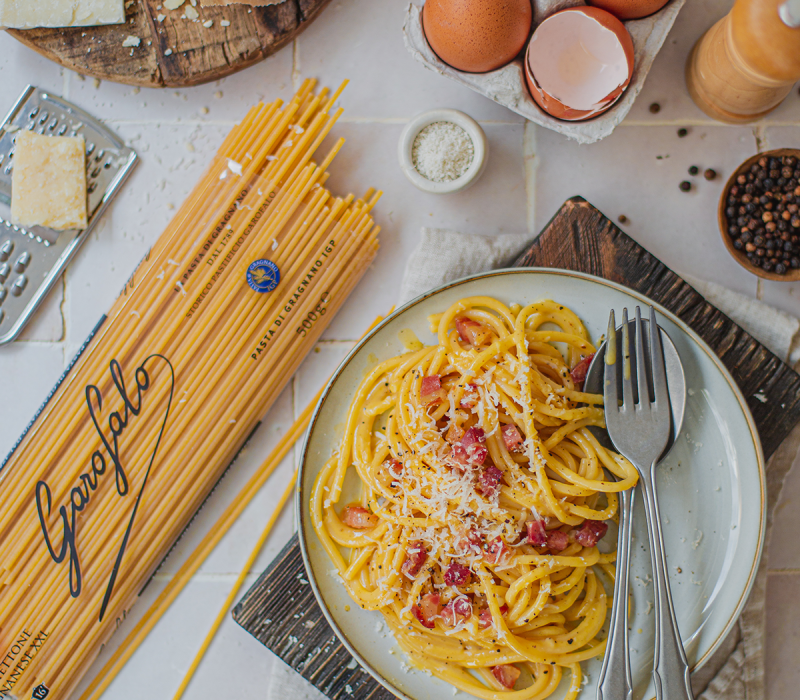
649, 103, 660, 113
688, 165, 699, 176
723, 160, 800, 274
677, 128, 688, 138
704, 169, 717, 181
618, 215, 628, 224
679, 180, 691, 192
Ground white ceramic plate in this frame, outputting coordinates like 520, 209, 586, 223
297, 269, 765, 700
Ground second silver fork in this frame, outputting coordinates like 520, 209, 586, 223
598, 306, 694, 700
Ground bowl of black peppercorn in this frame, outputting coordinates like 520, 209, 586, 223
719, 148, 800, 281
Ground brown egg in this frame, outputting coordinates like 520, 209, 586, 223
525, 7, 634, 121
588, 0, 670, 21
422, 0, 533, 74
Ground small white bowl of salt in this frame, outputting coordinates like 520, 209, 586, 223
398, 109, 488, 194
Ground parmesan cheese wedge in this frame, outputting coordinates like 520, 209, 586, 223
11, 131, 88, 231
0, 0, 125, 28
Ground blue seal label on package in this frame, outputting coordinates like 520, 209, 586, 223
246, 260, 280, 293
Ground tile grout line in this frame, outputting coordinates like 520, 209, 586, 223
523, 122, 537, 236
767, 569, 800, 575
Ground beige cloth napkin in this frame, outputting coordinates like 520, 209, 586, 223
269, 228, 800, 700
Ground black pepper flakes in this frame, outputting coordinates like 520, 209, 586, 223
679, 181, 691, 192
649, 102, 661, 114
677, 128, 688, 138
688, 165, 699, 176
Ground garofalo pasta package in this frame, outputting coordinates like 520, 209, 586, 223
0, 80, 379, 700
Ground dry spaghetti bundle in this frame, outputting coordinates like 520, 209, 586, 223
0, 79, 379, 700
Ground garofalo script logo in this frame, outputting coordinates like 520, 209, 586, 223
34, 355, 174, 622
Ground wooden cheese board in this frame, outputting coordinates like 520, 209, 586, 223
6, 0, 331, 88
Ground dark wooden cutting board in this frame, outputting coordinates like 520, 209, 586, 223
232, 197, 800, 700
6, 0, 330, 88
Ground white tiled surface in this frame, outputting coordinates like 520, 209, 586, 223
0, 1, 798, 698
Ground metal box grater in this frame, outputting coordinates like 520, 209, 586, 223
0, 85, 137, 344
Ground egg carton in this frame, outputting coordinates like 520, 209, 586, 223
0, 86, 137, 344
403, 0, 686, 144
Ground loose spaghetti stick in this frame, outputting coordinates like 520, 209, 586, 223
172, 470, 297, 700
75, 311, 388, 700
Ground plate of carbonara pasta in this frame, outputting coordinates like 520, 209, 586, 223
298, 269, 764, 700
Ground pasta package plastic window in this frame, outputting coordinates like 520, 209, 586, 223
0, 80, 380, 700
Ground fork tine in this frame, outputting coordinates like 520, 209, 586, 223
649, 305, 669, 408
634, 306, 650, 405
621, 308, 635, 411
603, 309, 618, 412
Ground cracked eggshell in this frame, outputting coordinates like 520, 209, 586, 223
422, 0, 532, 74
524, 6, 634, 122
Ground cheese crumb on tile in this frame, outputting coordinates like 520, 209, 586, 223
0, 0, 125, 28
122, 34, 140, 47
11, 131, 88, 230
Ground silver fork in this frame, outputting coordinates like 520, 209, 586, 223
599, 306, 694, 700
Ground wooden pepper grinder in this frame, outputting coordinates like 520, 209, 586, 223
686, 0, 800, 123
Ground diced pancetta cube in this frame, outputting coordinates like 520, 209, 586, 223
574, 519, 609, 547
412, 593, 440, 629
526, 519, 548, 547
456, 528, 483, 555
546, 529, 570, 551
420, 374, 447, 406
383, 458, 403, 478
453, 427, 488, 467
501, 423, 524, 453
455, 317, 491, 346
483, 537, 511, 566
460, 383, 480, 409
478, 465, 504, 498
441, 595, 473, 627
570, 353, 595, 388
478, 603, 509, 630
401, 540, 428, 579
492, 664, 521, 689
341, 505, 378, 529
443, 562, 471, 586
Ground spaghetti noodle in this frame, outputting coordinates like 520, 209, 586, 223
0, 80, 379, 700
312, 297, 637, 699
